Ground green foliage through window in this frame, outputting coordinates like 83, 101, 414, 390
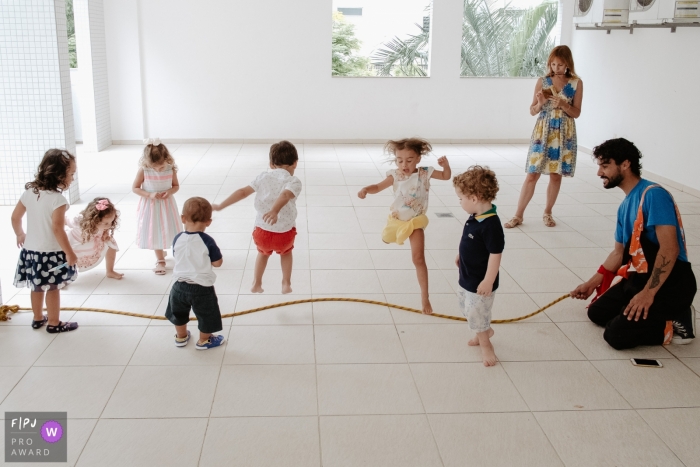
366, 0, 559, 78
66, 0, 77, 68
461, 0, 558, 77
331, 12, 372, 77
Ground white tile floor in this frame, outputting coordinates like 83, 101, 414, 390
1, 143, 700, 467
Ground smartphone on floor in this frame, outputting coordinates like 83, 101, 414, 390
630, 358, 663, 368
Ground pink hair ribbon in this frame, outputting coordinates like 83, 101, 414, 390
95, 199, 110, 211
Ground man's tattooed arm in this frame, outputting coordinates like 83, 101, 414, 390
648, 255, 671, 290
643, 225, 680, 296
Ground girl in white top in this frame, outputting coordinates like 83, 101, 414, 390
65, 197, 123, 279
358, 138, 451, 315
11, 149, 79, 333
213, 141, 302, 294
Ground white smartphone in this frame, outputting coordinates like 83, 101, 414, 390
630, 358, 663, 368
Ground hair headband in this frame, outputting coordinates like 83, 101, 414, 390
143, 137, 162, 146
95, 199, 110, 211
61, 150, 71, 159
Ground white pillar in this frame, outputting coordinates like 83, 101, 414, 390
74, 0, 112, 151
0, 0, 80, 204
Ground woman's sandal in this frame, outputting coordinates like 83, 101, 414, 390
154, 260, 166, 275
504, 216, 523, 229
46, 321, 79, 333
32, 315, 48, 329
543, 213, 556, 227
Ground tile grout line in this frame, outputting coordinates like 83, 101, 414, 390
72, 307, 150, 465
393, 300, 446, 466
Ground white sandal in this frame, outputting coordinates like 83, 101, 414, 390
154, 260, 166, 275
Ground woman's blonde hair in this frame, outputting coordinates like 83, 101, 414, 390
546, 45, 579, 79
139, 142, 177, 172
78, 197, 120, 243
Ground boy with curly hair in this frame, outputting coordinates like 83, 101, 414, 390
453, 166, 504, 366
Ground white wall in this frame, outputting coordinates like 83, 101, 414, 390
571, 26, 700, 192
70, 68, 83, 142
103, 0, 547, 142
0, 0, 79, 205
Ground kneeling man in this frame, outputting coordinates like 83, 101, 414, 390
571, 138, 696, 349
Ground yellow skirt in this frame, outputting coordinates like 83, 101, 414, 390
381, 214, 429, 245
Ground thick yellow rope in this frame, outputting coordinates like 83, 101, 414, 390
0, 294, 570, 323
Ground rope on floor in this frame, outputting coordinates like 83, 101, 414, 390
0, 294, 570, 323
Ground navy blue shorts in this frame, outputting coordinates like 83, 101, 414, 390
165, 281, 223, 334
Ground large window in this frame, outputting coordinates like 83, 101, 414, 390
331, 0, 432, 77
461, 0, 560, 77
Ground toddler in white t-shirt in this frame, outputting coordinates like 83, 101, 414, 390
213, 141, 302, 294
166, 197, 225, 350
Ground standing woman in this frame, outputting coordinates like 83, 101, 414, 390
504, 45, 583, 229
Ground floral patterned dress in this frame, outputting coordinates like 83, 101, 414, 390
387, 167, 435, 221
526, 76, 579, 177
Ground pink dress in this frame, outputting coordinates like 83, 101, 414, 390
136, 165, 182, 249
66, 215, 119, 272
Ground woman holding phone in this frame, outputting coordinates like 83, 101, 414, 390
504, 45, 584, 229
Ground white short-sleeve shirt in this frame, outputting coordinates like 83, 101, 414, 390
20, 189, 68, 252
172, 231, 222, 287
249, 169, 302, 233
387, 167, 434, 221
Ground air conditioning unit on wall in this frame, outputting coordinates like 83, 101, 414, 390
574, 0, 630, 25
629, 0, 700, 24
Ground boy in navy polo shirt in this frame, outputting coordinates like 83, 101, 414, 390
166, 197, 225, 350
453, 166, 504, 367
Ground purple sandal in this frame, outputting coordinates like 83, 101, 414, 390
46, 321, 79, 334
31, 315, 48, 329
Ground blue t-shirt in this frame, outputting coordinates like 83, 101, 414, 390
615, 179, 687, 262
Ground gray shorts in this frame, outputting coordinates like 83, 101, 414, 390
458, 285, 496, 333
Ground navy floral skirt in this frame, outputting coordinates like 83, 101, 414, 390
14, 249, 77, 292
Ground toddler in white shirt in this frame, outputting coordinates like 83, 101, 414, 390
213, 140, 302, 294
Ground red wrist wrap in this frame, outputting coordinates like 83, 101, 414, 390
592, 265, 616, 304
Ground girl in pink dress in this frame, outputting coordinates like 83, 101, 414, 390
132, 138, 182, 275
66, 197, 123, 279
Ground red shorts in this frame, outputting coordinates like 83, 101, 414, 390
252, 227, 296, 256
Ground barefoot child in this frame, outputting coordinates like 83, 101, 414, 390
11, 149, 79, 332
358, 138, 451, 314
212, 140, 301, 294
166, 197, 225, 350
453, 166, 504, 367
65, 197, 123, 279
132, 138, 182, 275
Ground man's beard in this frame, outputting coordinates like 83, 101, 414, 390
601, 172, 624, 189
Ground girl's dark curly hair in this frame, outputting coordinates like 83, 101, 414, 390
78, 198, 120, 243
25, 149, 76, 194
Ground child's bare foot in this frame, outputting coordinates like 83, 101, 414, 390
251, 281, 264, 293
281, 282, 292, 294
106, 271, 124, 280
480, 341, 497, 367
468, 328, 494, 346
421, 298, 433, 315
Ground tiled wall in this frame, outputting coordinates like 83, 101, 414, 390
0, 0, 79, 205
74, 0, 111, 152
